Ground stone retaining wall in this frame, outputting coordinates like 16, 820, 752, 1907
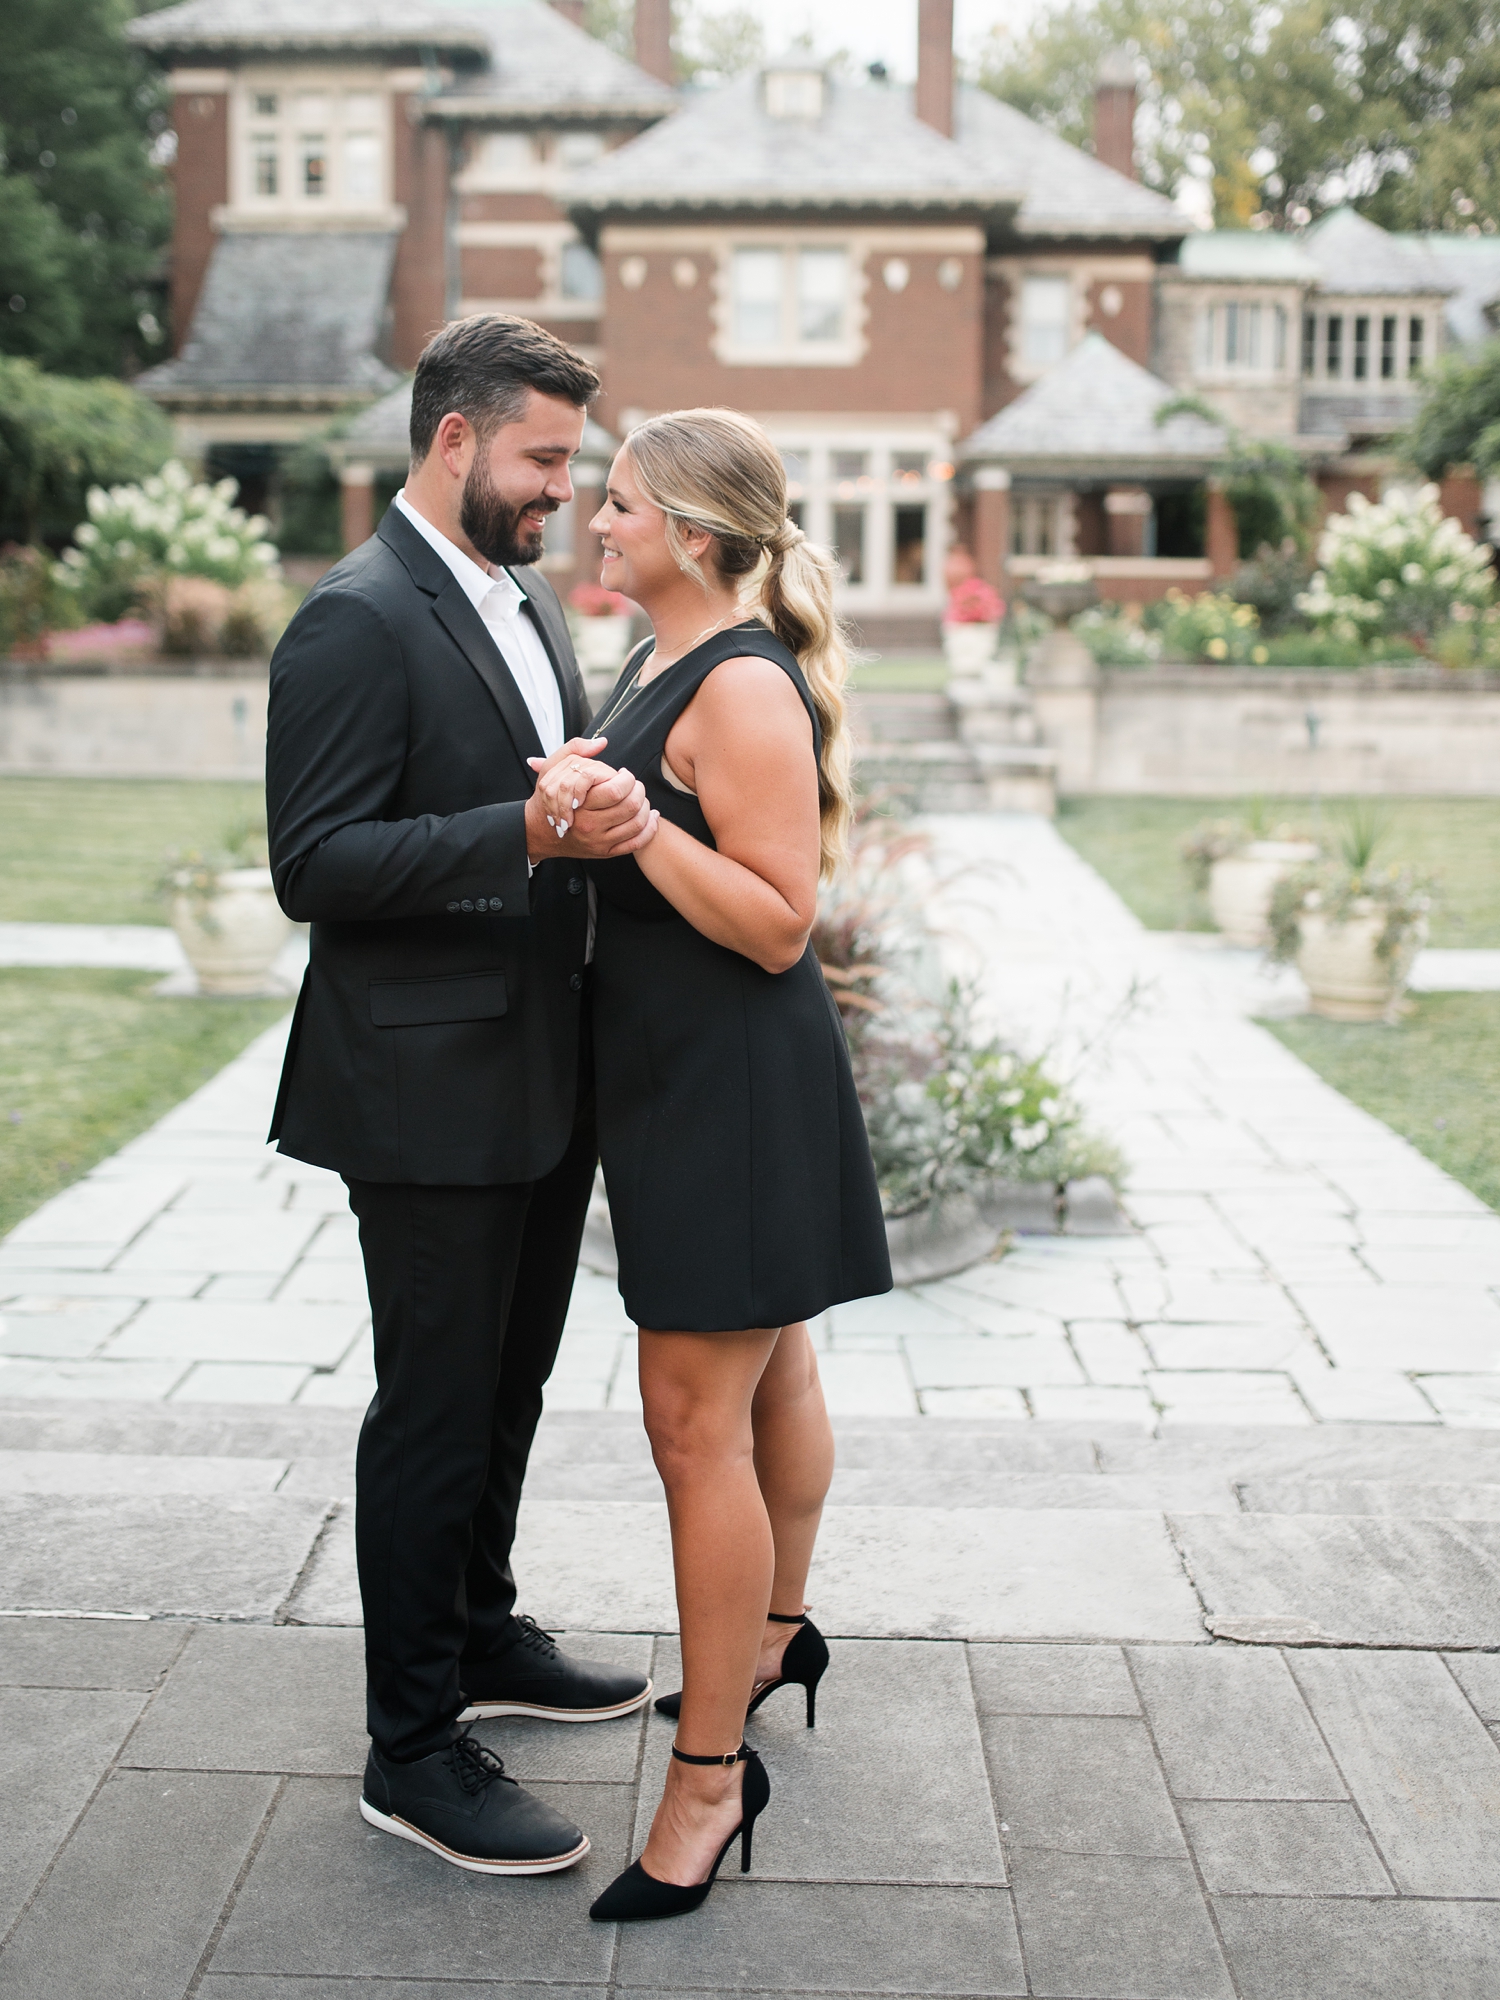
0, 668, 268, 780
1092, 666, 1500, 796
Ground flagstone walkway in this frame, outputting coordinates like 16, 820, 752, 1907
3, 815, 1500, 1999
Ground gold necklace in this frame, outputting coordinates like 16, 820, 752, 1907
592, 610, 745, 735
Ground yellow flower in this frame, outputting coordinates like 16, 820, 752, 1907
1207, 637, 1228, 659
1252, 644, 1268, 663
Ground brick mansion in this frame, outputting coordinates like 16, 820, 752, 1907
128, 0, 1500, 643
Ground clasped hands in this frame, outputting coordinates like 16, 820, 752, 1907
524, 736, 660, 862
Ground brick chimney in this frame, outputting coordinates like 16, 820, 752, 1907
1094, 49, 1136, 179
551, 0, 585, 24
915, 0, 954, 139
635, 0, 673, 84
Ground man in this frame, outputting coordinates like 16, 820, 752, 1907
266, 315, 652, 1876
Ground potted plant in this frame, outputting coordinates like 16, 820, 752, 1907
942, 576, 1005, 675
1267, 811, 1435, 1022
568, 580, 636, 693
1183, 810, 1320, 947
158, 823, 292, 996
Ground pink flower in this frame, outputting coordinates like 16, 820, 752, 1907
944, 577, 1004, 625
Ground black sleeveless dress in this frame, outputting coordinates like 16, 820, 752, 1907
586, 622, 892, 1333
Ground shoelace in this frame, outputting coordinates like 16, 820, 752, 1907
511, 1614, 560, 1658
446, 1729, 513, 1796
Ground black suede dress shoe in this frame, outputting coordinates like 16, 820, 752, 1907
458, 1615, 652, 1724
360, 1729, 589, 1875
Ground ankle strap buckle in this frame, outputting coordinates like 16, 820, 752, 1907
671, 1741, 748, 1767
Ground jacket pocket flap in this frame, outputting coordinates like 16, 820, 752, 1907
369, 972, 508, 1027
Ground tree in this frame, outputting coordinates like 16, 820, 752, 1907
0, 355, 172, 547
974, 0, 1500, 232
0, 0, 171, 378
1404, 343, 1500, 484
583, 0, 763, 84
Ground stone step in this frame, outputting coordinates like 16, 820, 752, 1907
849, 689, 960, 744
853, 738, 989, 811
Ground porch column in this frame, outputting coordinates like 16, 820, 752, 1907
971, 467, 1011, 599
340, 463, 376, 552
1103, 485, 1151, 558
1206, 478, 1238, 577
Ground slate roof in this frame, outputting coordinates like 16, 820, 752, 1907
566, 69, 1020, 219
1394, 234, 1500, 348
137, 232, 402, 399
128, 0, 673, 119
959, 332, 1228, 470
952, 88, 1186, 242
1302, 207, 1455, 297
329, 376, 618, 467
1173, 231, 1320, 281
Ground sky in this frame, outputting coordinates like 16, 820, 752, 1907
743, 0, 1044, 78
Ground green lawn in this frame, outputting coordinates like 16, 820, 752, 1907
0, 776, 265, 925
1265, 995, 1500, 1213
849, 653, 949, 691
0, 970, 287, 1237
1056, 795, 1500, 947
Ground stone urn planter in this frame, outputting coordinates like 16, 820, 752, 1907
573, 613, 634, 679
171, 867, 292, 996
1210, 840, 1320, 947
941, 621, 1000, 675
1295, 900, 1428, 1022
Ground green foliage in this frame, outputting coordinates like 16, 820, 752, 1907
582, 0, 763, 82
0, 355, 171, 547
55, 459, 280, 623
0, 543, 79, 655
0, 0, 172, 376
1228, 540, 1317, 634
1156, 396, 1321, 558
1266, 806, 1437, 964
1297, 484, 1497, 644
1146, 587, 1266, 663
1404, 342, 1500, 486
1069, 604, 1160, 666
974, 0, 1500, 231
275, 442, 344, 557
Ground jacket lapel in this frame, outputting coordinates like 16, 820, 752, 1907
513, 572, 586, 740
429, 580, 546, 764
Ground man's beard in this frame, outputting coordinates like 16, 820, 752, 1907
460, 458, 557, 567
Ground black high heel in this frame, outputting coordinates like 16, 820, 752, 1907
588, 1742, 770, 1922
654, 1612, 829, 1728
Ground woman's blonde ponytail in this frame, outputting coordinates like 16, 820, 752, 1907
623, 409, 855, 879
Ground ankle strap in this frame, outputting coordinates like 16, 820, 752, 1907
672, 1741, 749, 1767
766, 1610, 808, 1625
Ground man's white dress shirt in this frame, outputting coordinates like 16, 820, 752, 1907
393, 490, 596, 951
394, 489, 565, 756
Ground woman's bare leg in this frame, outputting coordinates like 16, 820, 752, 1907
638, 1323, 780, 1886
750, 1320, 834, 1683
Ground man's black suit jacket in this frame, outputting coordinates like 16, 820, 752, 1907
265, 503, 592, 1186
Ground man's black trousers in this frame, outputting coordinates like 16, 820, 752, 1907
344, 1067, 597, 1763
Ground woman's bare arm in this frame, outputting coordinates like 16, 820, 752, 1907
635, 656, 820, 974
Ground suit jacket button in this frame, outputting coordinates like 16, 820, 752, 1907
490, 897, 503, 911
446, 901, 460, 913
475, 898, 488, 912
567, 876, 584, 896
569, 972, 583, 991
461, 899, 474, 912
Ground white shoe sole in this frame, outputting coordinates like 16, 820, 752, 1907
358, 1796, 590, 1875
456, 1680, 653, 1725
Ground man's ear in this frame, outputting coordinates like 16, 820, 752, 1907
433, 411, 474, 480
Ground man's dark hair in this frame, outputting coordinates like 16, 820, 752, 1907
409, 314, 600, 463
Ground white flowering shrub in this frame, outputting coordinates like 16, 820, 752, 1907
1297, 485, 1496, 644
56, 460, 280, 623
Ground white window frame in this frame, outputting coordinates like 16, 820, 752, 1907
1018, 274, 1073, 373
712, 237, 868, 367
1194, 292, 1292, 381
231, 69, 390, 214
762, 429, 953, 609
1299, 299, 1439, 385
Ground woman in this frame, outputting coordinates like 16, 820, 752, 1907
529, 409, 891, 1922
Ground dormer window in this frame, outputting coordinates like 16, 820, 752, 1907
764, 68, 825, 120
236, 79, 389, 212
